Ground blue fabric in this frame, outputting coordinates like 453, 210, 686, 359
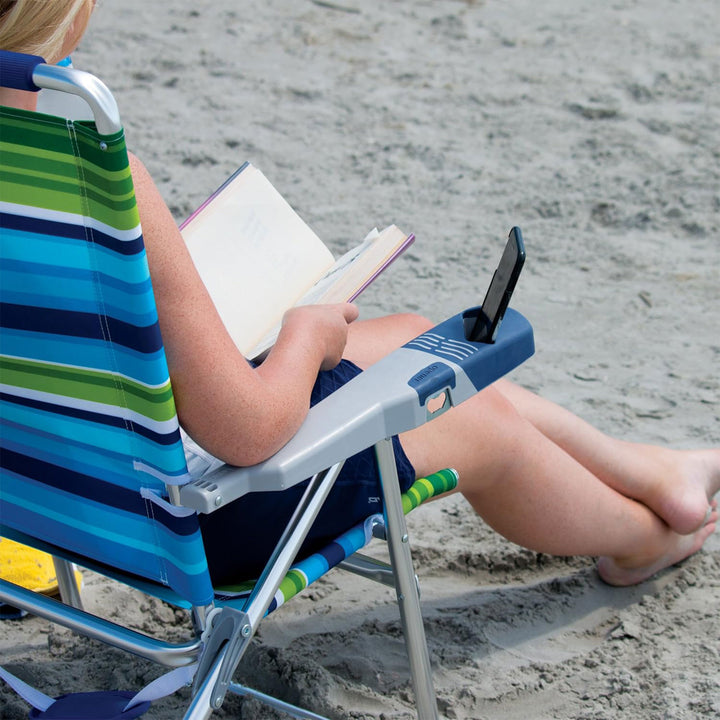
199, 359, 415, 584
28, 692, 150, 719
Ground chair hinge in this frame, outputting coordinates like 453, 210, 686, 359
193, 606, 253, 710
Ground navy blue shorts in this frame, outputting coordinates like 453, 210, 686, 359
199, 359, 416, 584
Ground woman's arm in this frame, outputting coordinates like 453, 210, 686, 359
129, 154, 358, 466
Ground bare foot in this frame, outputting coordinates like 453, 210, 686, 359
642, 448, 720, 535
597, 503, 718, 587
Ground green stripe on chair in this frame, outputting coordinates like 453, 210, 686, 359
0, 161, 137, 205
0, 145, 135, 187
0, 108, 140, 231
0, 108, 129, 172
0, 357, 177, 423
402, 467, 458, 514
278, 569, 307, 599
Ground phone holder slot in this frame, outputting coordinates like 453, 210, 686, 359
462, 307, 494, 344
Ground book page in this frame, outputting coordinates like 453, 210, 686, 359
314, 225, 413, 304
181, 165, 335, 356
297, 230, 378, 306
246, 225, 413, 360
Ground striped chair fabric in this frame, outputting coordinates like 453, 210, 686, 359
0, 106, 214, 606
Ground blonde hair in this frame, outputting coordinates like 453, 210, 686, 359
0, 0, 94, 64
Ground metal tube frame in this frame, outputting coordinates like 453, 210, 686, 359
242, 462, 345, 628
0, 578, 201, 667
2, 56, 447, 720
52, 556, 84, 611
189, 463, 345, 715
375, 438, 439, 720
31, 64, 122, 135
338, 552, 396, 588
1, 447, 437, 719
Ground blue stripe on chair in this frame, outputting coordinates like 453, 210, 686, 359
1, 228, 153, 284
1, 261, 158, 322
1, 392, 182, 447
320, 540, 346, 569
0, 448, 199, 530
0, 210, 145, 255
1, 416, 187, 486
0, 303, 163, 354
1, 498, 213, 605
0, 525, 204, 611
294, 553, 329, 582
1, 290, 158, 328
336, 524, 370, 557
1, 257, 155, 296
1, 419, 153, 485
3, 497, 163, 576
0, 330, 171, 386
1, 478, 207, 569
3, 477, 161, 547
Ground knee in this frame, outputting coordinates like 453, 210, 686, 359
463, 386, 528, 461
404, 384, 525, 484
473, 385, 523, 427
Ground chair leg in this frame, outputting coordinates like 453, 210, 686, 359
338, 553, 396, 588
375, 439, 439, 720
52, 556, 83, 610
184, 647, 225, 720
190, 464, 346, 716
229, 683, 330, 720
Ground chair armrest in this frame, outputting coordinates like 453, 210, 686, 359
179, 308, 534, 514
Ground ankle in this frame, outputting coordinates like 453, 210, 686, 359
609, 529, 671, 572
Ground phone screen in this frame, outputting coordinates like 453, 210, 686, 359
467, 227, 525, 343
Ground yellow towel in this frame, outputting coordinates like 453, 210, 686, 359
0, 538, 82, 595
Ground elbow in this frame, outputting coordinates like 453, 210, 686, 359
224, 444, 279, 469
188, 413, 301, 469
174, 370, 311, 469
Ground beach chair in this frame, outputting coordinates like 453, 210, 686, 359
0, 51, 535, 720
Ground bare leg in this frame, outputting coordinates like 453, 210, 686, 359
398, 385, 717, 584
494, 380, 720, 534
345, 314, 719, 584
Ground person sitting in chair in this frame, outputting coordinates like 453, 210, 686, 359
1, 0, 718, 589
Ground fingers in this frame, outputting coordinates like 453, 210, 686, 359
279, 303, 359, 372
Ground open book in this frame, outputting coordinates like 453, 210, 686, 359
180, 162, 414, 359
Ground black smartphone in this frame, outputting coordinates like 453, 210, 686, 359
466, 226, 526, 343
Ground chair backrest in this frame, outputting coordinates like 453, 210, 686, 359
0, 61, 214, 606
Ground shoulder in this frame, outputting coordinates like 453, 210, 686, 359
127, 151, 178, 245
128, 151, 153, 190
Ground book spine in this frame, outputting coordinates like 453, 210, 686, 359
179, 161, 250, 230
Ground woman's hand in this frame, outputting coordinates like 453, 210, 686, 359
281, 303, 359, 370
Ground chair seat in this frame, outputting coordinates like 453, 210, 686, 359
213, 469, 458, 613
4, 470, 457, 615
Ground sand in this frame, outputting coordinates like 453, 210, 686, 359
1, 0, 719, 718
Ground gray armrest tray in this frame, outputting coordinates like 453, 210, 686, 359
179, 308, 534, 513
